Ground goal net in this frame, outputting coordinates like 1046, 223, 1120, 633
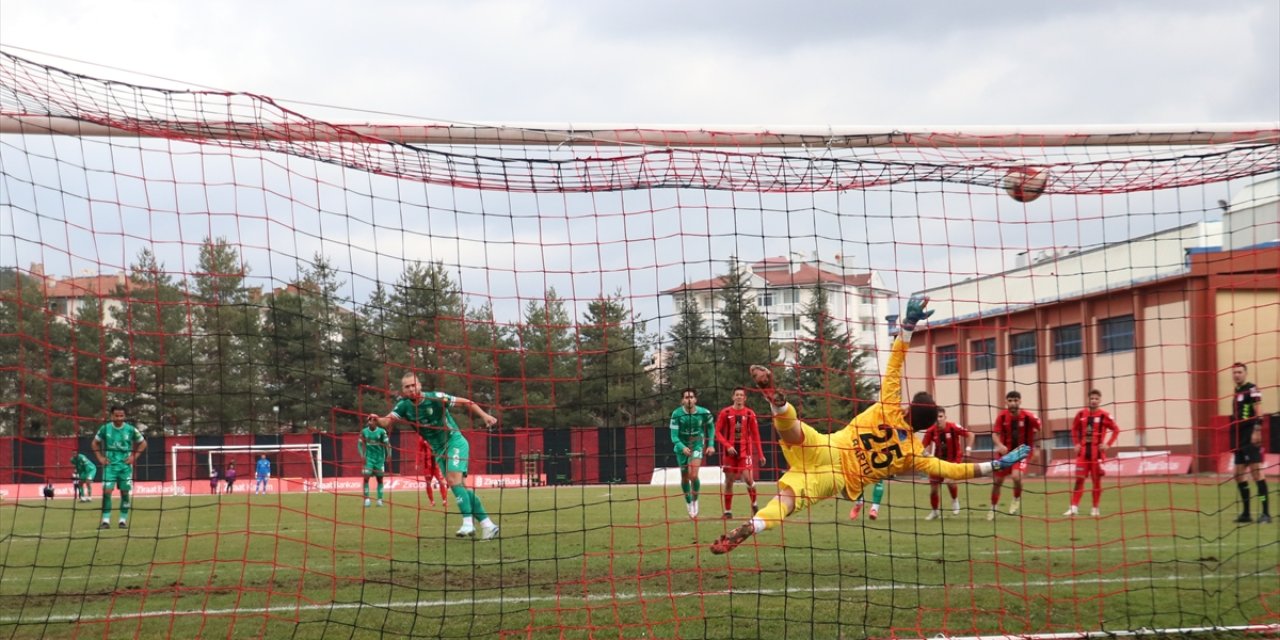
1, 49, 1278, 639
168, 443, 322, 494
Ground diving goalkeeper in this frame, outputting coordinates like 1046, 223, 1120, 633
711, 296, 1030, 554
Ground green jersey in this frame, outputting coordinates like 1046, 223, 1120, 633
392, 391, 460, 454
360, 425, 391, 466
72, 453, 96, 476
94, 422, 144, 466
670, 406, 715, 454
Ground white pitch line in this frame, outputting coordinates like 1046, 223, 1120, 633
0, 569, 1273, 625
0, 539, 1262, 585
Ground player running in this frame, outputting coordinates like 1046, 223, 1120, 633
711, 296, 1031, 555
91, 406, 147, 530
922, 407, 974, 519
988, 390, 1042, 520
367, 373, 499, 539
716, 387, 764, 518
671, 388, 715, 519
360, 418, 391, 507
1064, 389, 1120, 517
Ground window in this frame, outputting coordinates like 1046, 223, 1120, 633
1052, 430, 1072, 449
759, 291, 774, 307
1098, 315, 1135, 354
971, 337, 996, 371
1010, 331, 1037, 366
1052, 324, 1083, 360
768, 318, 781, 333
936, 345, 958, 376
973, 433, 995, 452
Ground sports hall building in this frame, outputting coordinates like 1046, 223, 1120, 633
901, 178, 1279, 473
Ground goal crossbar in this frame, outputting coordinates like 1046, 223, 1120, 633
1, 115, 1276, 148
169, 444, 323, 494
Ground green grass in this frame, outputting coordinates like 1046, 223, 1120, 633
0, 478, 1277, 639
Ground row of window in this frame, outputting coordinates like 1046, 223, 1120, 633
936, 315, 1135, 376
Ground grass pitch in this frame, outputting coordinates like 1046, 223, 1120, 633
1, 478, 1277, 639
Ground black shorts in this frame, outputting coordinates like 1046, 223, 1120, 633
1234, 445, 1263, 466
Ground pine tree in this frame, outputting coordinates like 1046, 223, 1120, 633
715, 258, 774, 409
515, 289, 581, 429
386, 261, 466, 390
263, 254, 346, 432
190, 237, 265, 434
663, 293, 719, 403
577, 292, 658, 429
794, 283, 879, 432
108, 248, 195, 435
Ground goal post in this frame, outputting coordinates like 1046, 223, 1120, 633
168, 444, 323, 495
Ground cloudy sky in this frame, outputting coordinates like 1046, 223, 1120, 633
1, 1, 1277, 331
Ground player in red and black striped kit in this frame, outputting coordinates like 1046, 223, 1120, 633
988, 390, 1042, 520
921, 407, 974, 520
1230, 362, 1268, 524
716, 387, 765, 518
1065, 389, 1120, 517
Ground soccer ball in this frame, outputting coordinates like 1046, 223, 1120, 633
1003, 167, 1048, 203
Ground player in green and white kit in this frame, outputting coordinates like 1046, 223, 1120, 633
359, 422, 391, 507
91, 406, 146, 529
72, 452, 97, 502
670, 388, 715, 519
368, 373, 500, 539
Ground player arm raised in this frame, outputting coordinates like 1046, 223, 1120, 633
451, 395, 499, 428
914, 443, 1031, 480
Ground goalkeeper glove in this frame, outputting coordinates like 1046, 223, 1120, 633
901, 295, 934, 332
992, 444, 1031, 471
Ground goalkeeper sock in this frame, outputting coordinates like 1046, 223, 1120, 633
681, 479, 692, 504
450, 484, 473, 516
1258, 481, 1269, 515
101, 495, 113, 521
754, 499, 789, 531
691, 478, 701, 500
120, 491, 131, 520
1238, 482, 1251, 515
470, 490, 489, 522
376, 478, 384, 500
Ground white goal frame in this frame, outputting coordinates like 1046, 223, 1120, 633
169, 444, 323, 494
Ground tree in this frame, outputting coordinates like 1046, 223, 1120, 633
514, 289, 581, 429
108, 248, 195, 435
715, 257, 774, 409
577, 292, 658, 429
385, 261, 467, 390
793, 283, 879, 432
663, 293, 719, 402
263, 254, 346, 433
0, 271, 70, 436
189, 237, 265, 434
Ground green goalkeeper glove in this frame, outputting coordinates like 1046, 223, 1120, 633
901, 295, 935, 333
992, 444, 1031, 471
